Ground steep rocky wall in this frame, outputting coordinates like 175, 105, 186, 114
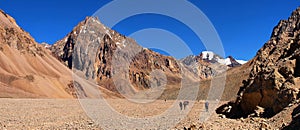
220, 7, 300, 117
51, 17, 184, 93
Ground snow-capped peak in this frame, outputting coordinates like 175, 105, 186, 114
184, 51, 247, 67
201, 51, 215, 60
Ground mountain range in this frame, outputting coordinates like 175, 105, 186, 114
1, 6, 300, 129
0, 8, 250, 100
47, 16, 248, 99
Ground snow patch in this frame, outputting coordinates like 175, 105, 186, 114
217, 58, 232, 65
201, 51, 215, 60
236, 60, 247, 64
200, 51, 247, 65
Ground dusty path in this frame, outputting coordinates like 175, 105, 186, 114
0, 99, 293, 129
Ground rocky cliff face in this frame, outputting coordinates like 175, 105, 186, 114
218, 7, 300, 118
51, 17, 186, 94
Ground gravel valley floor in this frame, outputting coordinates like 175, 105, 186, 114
0, 99, 296, 129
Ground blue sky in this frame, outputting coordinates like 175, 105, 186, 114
0, 0, 298, 60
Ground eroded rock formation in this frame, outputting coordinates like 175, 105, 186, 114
51, 17, 185, 94
218, 7, 300, 118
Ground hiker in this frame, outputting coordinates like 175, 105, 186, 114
183, 101, 189, 110
179, 102, 183, 110
205, 101, 209, 112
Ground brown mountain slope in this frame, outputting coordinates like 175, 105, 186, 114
0, 10, 75, 98
195, 59, 253, 101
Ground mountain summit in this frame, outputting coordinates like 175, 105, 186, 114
50, 16, 246, 99
51, 17, 191, 99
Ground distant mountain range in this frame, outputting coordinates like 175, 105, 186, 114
0, 8, 251, 100
48, 16, 248, 98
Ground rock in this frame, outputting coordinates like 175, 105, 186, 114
87, 121, 93, 126
254, 106, 265, 117
183, 124, 198, 130
228, 56, 243, 67
260, 122, 269, 130
189, 123, 197, 130
240, 118, 245, 122
282, 122, 287, 128
218, 114, 226, 118
282, 103, 300, 129
220, 7, 300, 118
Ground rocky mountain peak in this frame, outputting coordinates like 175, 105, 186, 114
51, 14, 250, 98
180, 51, 244, 79
51, 16, 186, 95
227, 56, 242, 67
181, 51, 246, 68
